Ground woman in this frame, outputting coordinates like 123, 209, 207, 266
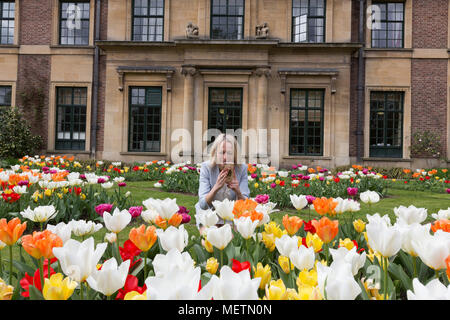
194, 134, 250, 230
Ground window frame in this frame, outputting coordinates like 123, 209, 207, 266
55, 87, 88, 151
128, 86, 163, 153
371, 1, 405, 49
291, 0, 326, 43
369, 91, 404, 158
289, 88, 325, 156
58, 0, 91, 46
131, 0, 165, 42
0, 1, 15, 45
0, 85, 12, 108
210, 0, 245, 40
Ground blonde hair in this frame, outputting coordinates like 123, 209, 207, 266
208, 134, 243, 169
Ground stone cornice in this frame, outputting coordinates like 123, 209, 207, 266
116, 66, 176, 91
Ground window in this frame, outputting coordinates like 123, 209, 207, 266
211, 0, 244, 40
292, 0, 326, 43
129, 87, 162, 152
371, 2, 404, 48
207, 88, 242, 146
132, 0, 164, 42
289, 89, 324, 156
0, 1, 15, 44
369, 91, 404, 158
55, 87, 87, 150
0, 86, 12, 107
59, 1, 90, 45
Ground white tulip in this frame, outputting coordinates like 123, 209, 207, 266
290, 194, 308, 211
13, 186, 27, 194
411, 230, 450, 270
156, 225, 189, 252
329, 246, 366, 276
234, 216, 259, 240
152, 248, 195, 277
103, 208, 131, 234
46, 222, 72, 244
140, 208, 159, 224
394, 222, 431, 257
394, 205, 427, 225
275, 234, 299, 258
195, 209, 219, 228
142, 198, 179, 220
359, 190, 380, 204
87, 258, 130, 297
52, 237, 107, 283
104, 232, 117, 244
407, 278, 450, 300
212, 199, 235, 221
69, 219, 103, 237
289, 245, 315, 271
20, 205, 58, 223
431, 208, 450, 221
206, 224, 233, 250
366, 217, 402, 258
100, 182, 114, 189
209, 266, 260, 300
316, 261, 361, 300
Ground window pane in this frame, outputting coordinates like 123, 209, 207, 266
371, 2, 403, 48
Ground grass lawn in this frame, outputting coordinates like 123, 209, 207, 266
3, 180, 448, 287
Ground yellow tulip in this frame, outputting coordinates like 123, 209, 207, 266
44, 189, 53, 197
80, 193, 86, 201
253, 263, 271, 290
63, 188, 69, 194
361, 277, 384, 300
0, 278, 13, 300
353, 219, 366, 233
261, 232, 276, 252
206, 257, 219, 275
202, 238, 214, 253
43, 273, 77, 300
264, 279, 289, 300
124, 291, 147, 300
297, 269, 318, 287
305, 232, 323, 253
297, 285, 322, 300
339, 238, 356, 251
278, 255, 293, 274
254, 183, 259, 188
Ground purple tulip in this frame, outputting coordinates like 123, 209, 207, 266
18, 180, 29, 186
177, 206, 190, 215
302, 176, 310, 181
297, 163, 302, 168
118, 182, 127, 187
129, 206, 143, 218
319, 176, 324, 181
347, 187, 358, 197
270, 183, 277, 189
362, 169, 369, 175
42, 167, 49, 171
255, 194, 270, 204
292, 165, 298, 170
95, 203, 113, 217
447, 188, 450, 194
297, 174, 303, 178
251, 173, 258, 179
97, 178, 106, 184
181, 213, 191, 224
291, 174, 297, 179
306, 195, 316, 204
80, 174, 86, 180
49, 170, 57, 174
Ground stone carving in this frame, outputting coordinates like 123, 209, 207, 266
256, 22, 269, 39
186, 22, 199, 39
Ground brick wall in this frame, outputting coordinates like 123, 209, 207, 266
412, 0, 448, 48
19, 0, 53, 45
411, 59, 448, 157
411, 0, 448, 158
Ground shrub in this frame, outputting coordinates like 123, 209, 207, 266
0, 106, 43, 159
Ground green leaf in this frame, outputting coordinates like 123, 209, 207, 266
130, 259, 145, 277
12, 259, 36, 275
193, 244, 206, 263
388, 262, 413, 292
28, 285, 44, 300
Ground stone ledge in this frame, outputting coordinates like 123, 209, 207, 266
362, 157, 412, 162
282, 155, 332, 160
46, 150, 90, 155
119, 152, 168, 157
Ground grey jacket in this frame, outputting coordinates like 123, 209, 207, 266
195, 160, 250, 222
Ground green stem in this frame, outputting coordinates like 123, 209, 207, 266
80, 281, 84, 300
38, 258, 44, 293
220, 249, 224, 267
384, 257, 388, 300
0, 248, 3, 277
435, 269, 440, 280
144, 250, 148, 280
8, 245, 13, 285
412, 256, 417, 279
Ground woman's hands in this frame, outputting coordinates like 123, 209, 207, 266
213, 168, 229, 192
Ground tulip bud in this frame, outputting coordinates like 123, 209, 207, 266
104, 232, 117, 243
206, 257, 219, 275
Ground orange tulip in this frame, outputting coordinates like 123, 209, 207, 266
446, 255, 450, 280
442, 169, 448, 173
154, 215, 168, 229
21, 230, 63, 260
129, 225, 158, 252
431, 220, 450, 233
0, 218, 27, 246
282, 215, 303, 236
168, 213, 183, 227
233, 199, 258, 218
311, 217, 339, 244
313, 197, 338, 216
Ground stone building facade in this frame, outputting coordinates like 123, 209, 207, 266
0, 0, 449, 169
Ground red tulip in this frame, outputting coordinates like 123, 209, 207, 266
231, 259, 251, 273
20, 259, 56, 297
115, 275, 147, 300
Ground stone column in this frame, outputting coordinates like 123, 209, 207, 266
254, 67, 271, 161
181, 65, 196, 161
